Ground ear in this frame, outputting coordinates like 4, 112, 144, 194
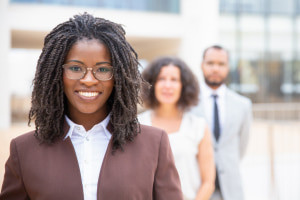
224, 65, 230, 76
200, 62, 205, 70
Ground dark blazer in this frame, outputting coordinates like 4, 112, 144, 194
0, 124, 183, 200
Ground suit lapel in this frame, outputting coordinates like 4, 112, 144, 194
218, 90, 235, 144
63, 137, 85, 198
197, 102, 218, 146
97, 137, 113, 199
97, 122, 114, 200
54, 122, 84, 199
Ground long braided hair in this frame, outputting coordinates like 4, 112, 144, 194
29, 13, 144, 150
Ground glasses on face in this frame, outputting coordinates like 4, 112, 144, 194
62, 62, 113, 81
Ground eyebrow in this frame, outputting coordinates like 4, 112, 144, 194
96, 61, 111, 65
65, 60, 84, 64
65, 60, 111, 65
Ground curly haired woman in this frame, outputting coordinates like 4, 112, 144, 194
139, 56, 215, 200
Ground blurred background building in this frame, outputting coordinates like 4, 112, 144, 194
0, 0, 299, 199
1, 0, 300, 128
220, 0, 300, 104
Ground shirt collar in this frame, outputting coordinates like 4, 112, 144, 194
201, 82, 227, 99
64, 113, 111, 140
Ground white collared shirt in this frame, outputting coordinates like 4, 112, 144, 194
64, 114, 111, 200
201, 83, 226, 136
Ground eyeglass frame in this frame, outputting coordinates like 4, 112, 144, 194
62, 61, 114, 81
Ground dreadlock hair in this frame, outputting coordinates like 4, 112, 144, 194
29, 12, 144, 151
141, 56, 199, 111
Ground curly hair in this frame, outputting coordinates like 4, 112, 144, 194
141, 56, 199, 111
28, 13, 144, 151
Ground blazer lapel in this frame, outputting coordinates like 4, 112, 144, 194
97, 121, 114, 200
96, 138, 113, 199
197, 102, 217, 146
60, 137, 84, 198
218, 90, 235, 144
54, 122, 84, 199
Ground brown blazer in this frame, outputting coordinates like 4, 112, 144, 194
0, 124, 183, 200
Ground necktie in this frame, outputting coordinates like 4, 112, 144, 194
212, 94, 220, 141
212, 94, 221, 192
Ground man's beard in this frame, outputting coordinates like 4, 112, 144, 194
204, 77, 224, 88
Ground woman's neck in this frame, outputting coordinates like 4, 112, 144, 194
154, 104, 182, 119
151, 104, 183, 134
67, 110, 109, 131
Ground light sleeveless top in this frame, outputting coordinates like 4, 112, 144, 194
138, 110, 206, 199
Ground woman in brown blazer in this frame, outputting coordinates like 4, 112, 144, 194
0, 13, 183, 200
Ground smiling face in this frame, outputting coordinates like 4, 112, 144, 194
154, 65, 182, 107
63, 38, 114, 124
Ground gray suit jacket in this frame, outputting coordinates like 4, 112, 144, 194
192, 87, 252, 200
0, 123, 183, 200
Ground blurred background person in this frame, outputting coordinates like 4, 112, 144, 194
139, 56, 215, 200
192, 45, 252, 200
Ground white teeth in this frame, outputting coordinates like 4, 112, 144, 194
78, 91, 99, 97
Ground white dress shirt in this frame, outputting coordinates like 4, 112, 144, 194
201, 83, 227, 136
64, 114, 111, 200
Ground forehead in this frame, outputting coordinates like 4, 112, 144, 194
69, 39, 109, 55
159, 65, 181, 76
204, 48, 228, 62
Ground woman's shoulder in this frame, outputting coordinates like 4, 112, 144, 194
120, 124, 169, 157
8, 130, 42, 157
182, 112, 206, 142
139, 124, 166, 140
138, 110, 152, 126
132, 124, 169, 147
12, 130, 38, 145
184, 112, 206, 125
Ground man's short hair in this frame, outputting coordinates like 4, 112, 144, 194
202, 45, 229, 60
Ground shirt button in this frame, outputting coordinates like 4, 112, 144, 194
76, 127, 80, 131
86, 137, 89, 141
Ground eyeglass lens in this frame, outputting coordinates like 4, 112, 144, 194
63, 64, 113, 81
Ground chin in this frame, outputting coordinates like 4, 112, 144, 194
77, 110, 99, 115
75, 105, 105, 115
205, 80, 223, 87
160, 100, 178, 105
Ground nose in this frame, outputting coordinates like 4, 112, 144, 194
211, 64, 220, 71
164, 80, 173, 88
80, 69, 98, 86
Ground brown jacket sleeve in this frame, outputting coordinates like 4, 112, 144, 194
153, 131, 183, 200
0, 139, 29, 200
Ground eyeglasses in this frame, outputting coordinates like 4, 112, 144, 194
62, 63, 113, 81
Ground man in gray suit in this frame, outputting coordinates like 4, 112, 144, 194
192, 45, 252, 200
